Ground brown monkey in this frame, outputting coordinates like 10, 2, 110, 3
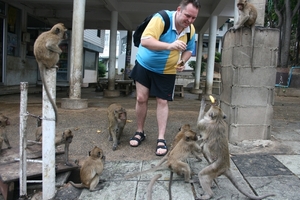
153, 124, 203, 169
230, 0, 257, 72
107, 103, 127, 151
126, 129, 201, 181
126, 130, 201, 200
196, 97, 275, 200
33, 23, 68, 122
0, 113, 11, 152
69, 146, 106, 191
33, 128, 73, 166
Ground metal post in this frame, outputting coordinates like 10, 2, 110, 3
19, 82, 28, 198
42, 68, 57, 200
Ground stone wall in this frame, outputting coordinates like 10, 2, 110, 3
221, 27, 279, 142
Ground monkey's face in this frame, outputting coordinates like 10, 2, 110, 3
0, 114, 9, 128
62, 129, 74, 143
179, 124, 190, 131
90, 146, 105, 160
184, 130, 198, 142
52, 23, 68, 40
207, 105, 226, 121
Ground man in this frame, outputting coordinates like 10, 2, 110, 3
129, 0, 200, 156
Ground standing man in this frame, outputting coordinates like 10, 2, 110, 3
129, 0, 200, 156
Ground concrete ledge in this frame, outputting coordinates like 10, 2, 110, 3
103, 89, 120, 97
61, 98, 88, 109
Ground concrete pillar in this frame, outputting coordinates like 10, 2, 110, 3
220, 27, 279, 142
104, 11, 120, 97
205, 16, 218, 96
191, 32, 203, 94
42, 68, 56, 200
61, 0, 88, 109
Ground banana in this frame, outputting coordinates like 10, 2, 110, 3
209, 95, 215, 104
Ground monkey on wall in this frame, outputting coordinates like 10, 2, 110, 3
196, 96, 275, 200
230, 0, 257, 72
33, 23, 68, 122
107, 103, 127, 151
69, 146, 106, 191
0, 113, 11, 153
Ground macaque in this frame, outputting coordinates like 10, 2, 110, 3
34, 128, 73, 166
69, 146, 106, 191
196, 97, 275, 200
33, 23, 68, 122
107, 103, 127, 151
0, 113, 11, 152
230, 0, 257, 72
126, 130, 202, 200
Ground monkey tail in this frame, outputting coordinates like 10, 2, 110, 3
68, 181, 85, 189
147, 174, 162, 200
224, 170, 275, 199
250, 26, 255, 72
168, 171, 173, 200
39, 65, 58, 122
124, 165, 167, 180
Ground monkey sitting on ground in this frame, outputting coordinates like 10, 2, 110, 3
33, 23, 68, 122
0, 113, 11, 153
229, 0, 257, 72
107, 103, 127, 151
196, 96, 275, 200
69, 146, 106, 191
31, 127, 73, 166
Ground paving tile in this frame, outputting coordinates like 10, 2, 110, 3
274, 155, 300, 178
78, 181, 137, 200
231, 154, 293, 177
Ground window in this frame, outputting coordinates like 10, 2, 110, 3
7, 5, 21, 56
84, 50, 97, 70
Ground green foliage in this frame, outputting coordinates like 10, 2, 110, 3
215, 52, 221, 63
98, 61, 107, 77
188, 60, 206, 75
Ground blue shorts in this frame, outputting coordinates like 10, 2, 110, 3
130, 61, 176, 101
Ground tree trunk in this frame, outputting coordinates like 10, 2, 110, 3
280, 0, 292, 68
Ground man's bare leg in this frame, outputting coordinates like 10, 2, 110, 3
156, 97, 168, 155
130, 82, 149, 146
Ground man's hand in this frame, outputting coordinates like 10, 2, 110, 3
169, 40, 187, 51
175, 59, 185, 72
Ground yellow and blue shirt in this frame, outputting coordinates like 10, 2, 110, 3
136, 10, 196, 74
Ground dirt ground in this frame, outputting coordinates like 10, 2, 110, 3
0, 86, 300, 164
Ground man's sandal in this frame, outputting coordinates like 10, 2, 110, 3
129, 131, 146, 147
156, 139, 168, 156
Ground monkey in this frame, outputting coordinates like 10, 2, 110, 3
107, 103, 127, 151
230, 0, 257, 72
30, 127, 74, 166
69, 146, 106, 191
146, 173, 162, 200
0, 113, 11, 153
153, 124, 203, 170
33, 23, 68, 122
126, 129, 202, 200
196, 97, 275, 200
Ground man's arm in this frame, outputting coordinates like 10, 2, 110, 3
141, 37, 186, 51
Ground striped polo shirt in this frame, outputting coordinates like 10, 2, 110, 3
136, 10, 196, 74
